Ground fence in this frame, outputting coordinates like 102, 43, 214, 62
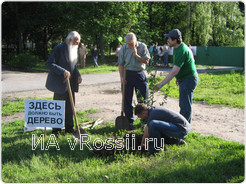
194, 46, 244, 67
167, 46, 244, 68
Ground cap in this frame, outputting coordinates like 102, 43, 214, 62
164, 29, 182, 39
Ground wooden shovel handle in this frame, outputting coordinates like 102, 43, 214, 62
66, 78, 81, 135
121, 68, 126, 116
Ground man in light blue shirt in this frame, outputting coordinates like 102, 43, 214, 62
118, 32, 151, 129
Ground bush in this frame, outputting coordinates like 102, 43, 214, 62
3, 53, 40, 68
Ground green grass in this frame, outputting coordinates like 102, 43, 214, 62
4, 54, 119, 74
32, 62, 48, 71
30, 55, 119, 74
154, 70, 244, 108
2, 97, 53, 116
2, 98, 25, 116
2, 115, 244, 183
78, 64, 118, 74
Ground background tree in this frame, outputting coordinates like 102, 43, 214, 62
211, 2, 244, 46
2, 1, 244, 64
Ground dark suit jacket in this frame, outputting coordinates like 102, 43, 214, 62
45, 42, 81, 94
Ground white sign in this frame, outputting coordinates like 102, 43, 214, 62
25, 99, 65, 129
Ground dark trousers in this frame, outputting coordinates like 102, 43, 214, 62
52, 91, 75, 133
124, 70, 149, 124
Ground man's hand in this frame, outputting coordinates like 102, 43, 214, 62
127, 41, 137, 56
153, 82, 163, 92
78, 76, 82, 84
141, 140, 146, 148
121, 78, 127, 85
64, 70, 71, 79
119, 64, 127, 85
131, 46, 137, 56
141, 126, 149, 150
153, 65, 181, 92
128, 42, 148, 64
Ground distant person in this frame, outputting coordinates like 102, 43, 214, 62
91, 45, 99, 68
118, 32, 150, 130
115, 44, 122, 57
45, 31, 82, 136
149, 43, 155, 66
149, 43, 154, 53
158, 46, 164, 65
163, 43, 170, 67
78, 43, 88, 68
153, 42, 159, 65
135, 103, 191, 154
154, 29, 198, 123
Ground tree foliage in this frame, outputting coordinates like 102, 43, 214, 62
2, 1, 244, 61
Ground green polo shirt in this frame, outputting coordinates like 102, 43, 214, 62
173, 43, 197, 81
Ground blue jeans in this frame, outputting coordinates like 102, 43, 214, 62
179, 74, 198, 123
148, 120, 189, 153
124, 70, 149, 125
93, 56, 98, 67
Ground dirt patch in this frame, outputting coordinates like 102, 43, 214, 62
2, 82, 244, 144
99, 89, 121, 95
2, 96, 20, 104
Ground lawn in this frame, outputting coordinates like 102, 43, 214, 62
78, 64, 118, 75
153, 70, 244, 108
2, 97, 52, 116
10, 54, 119, 73
1, 110, 244, 183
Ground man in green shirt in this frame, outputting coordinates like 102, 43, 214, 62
154, 29, 198, 123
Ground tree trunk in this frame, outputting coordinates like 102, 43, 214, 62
43, 27, 49, 60
15, 3, 23, 54
148, 2, 154, 40
99, 32, 105, 61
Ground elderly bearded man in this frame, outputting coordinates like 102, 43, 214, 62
46, 31, 82, 136
118, 32, 151, 130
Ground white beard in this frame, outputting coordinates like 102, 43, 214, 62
68, 44, 78, 65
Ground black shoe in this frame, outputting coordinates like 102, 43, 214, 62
65, 129, 75, 134
52, 131, 60, 137
52, 128, 61, 137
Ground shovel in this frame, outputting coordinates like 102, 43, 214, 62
115, 68, 129, 130
66, 78, 82, 137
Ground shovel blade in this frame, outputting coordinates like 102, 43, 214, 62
115, 116, 129, 130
